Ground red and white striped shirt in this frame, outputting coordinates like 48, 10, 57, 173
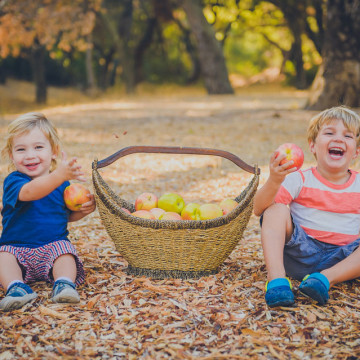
275, 167, 360, 245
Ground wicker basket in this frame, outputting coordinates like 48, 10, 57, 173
92, 146, 260, 279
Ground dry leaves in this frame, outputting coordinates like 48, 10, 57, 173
0, 90, 360, 359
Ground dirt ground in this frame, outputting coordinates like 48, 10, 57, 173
0, 85, 359, 359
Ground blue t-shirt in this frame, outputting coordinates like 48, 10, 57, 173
0, 171, 71, 248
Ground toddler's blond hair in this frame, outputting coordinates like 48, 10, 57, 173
1, 112, 61, 172
307, 106, 360, 146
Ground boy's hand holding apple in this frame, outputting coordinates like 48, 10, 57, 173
269, 143, 304, 184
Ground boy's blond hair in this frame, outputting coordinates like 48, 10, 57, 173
307, 106, 360, 146
1, 112, 61, 172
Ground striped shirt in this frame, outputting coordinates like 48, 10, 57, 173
275, 167, 360, 246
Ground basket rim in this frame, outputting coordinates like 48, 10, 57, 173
92, 160, 259, 230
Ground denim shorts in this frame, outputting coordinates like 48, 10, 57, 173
284, 221, 360, 281
0, 240, 85, 286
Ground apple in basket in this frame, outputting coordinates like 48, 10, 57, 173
135, 192, 158, 211
158, 193, 185, 214
181, 203, 201, 220
199, 203, 223, 220
121, 208, 131, 214
159, 212, 182, 220
276, 143, 304, 170
150, 207, 166, 219
219, 198, 238, 215
64, 183, 90, 211
132, 210, 156, 219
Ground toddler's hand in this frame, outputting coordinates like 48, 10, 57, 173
78, 194, 96, 215
57, 151, 86, 182
269, 151, 297, 184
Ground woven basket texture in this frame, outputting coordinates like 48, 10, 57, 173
92, 160, 259, 279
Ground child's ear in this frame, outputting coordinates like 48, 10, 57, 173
309, 140, 316, 155
353, 147, 360, 159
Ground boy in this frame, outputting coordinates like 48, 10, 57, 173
254, 106, 360, 307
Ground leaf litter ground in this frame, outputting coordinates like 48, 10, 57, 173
0, 88, 359, 359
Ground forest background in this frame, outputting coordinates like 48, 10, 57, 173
0, 0, 359, 112
0, 0, 360, 359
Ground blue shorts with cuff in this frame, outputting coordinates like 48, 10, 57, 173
284, 221, 360, 280
260, 216, 360, 281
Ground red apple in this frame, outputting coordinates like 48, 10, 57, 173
132, 210, 156, 219
199, 203, 223, 220
276, 143, 304, 170
181, 203, 201, 220
64, 183, 90, 211
135, 192, 158, 211
159, 212, 182, 220
121, 207, 131, 214
219, 198, 238, 215
150, 207, 166, 219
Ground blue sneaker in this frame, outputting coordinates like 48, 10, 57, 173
265, 277, 295, 307
51, 279, 80, 303
299, 273, 330, 305
0, 282, 37, 311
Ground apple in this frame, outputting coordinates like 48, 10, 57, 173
181, 203, 201, 220
199, 203, 223, 220
158, 193, 185, 214
132, 210, 156, 219
159, 212, 182, 220
276, 143, 304, 170
64, 183, 90, 211
219, 198, 238, 215
135, 192, 158, 211
121, 207, 131, 214
149, 207, 166, 219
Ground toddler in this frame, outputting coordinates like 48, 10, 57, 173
0, 112, 96, 311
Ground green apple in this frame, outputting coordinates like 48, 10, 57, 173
181, 202, 201, 220
158, 193, 185, 214
199, 203, 223, 220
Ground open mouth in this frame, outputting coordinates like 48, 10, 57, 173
328, 147, 344, 158
25, 163, 39, 170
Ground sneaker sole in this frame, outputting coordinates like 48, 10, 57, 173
0, 292, 38, 311
52, 288, 80, 303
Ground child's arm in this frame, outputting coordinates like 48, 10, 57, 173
18, 152, 85, 202
253, 151, 297, 216
68, 194, 96, 222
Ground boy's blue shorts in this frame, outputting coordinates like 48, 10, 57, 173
284, 220, 360, 281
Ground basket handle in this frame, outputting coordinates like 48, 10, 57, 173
94, 146, 260, 174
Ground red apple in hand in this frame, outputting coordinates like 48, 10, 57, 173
135, 192, 158, 211
276, 143, 304, 170
64, 183, 91, 211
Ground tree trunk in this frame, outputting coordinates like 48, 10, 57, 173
85, 33, 97, 94
134, 17, 157, 85
308, 0, 360, 109
182, 0, 233, 94
31, 42, 47, 104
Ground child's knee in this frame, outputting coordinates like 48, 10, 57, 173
263, 203, 290, 221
